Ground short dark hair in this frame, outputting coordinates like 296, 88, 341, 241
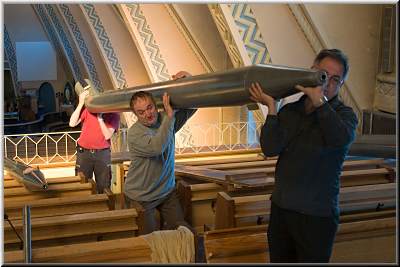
130, 91, 156, 111
314, 49, 349, 81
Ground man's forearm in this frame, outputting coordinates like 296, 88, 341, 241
69, 104, 84, 127
98, 118, 115, 140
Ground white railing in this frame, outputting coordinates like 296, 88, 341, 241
3, 121, 263, 165
3, 131, 81, 165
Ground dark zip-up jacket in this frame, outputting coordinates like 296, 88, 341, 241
260, 95, 358, 217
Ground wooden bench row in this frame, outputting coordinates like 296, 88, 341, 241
4, 180, 97, 202
175, 162, 395, 193
4, 234, 152, 263
177, 167, 396, 232
4, 175, 84, 189
214, 183, 396, 229
4, 193, 114, 220
204, 216, 396, 263
4, 208, 139, 251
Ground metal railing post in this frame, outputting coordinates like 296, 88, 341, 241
23, 205, 32, 263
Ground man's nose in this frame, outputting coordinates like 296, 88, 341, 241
145, 109, 152, 117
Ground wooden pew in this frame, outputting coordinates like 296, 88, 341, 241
4, 208, 139, 250
4, 193, 113, 220
3, 180, 96, 202
203, 216, 396, 263
196, 157, 385, 171
4, 175, 83, 189
213, 183, 396, 230
177, 180, 223, 233
176, 157, 395, 231
4, 235, 152, 263
175, 161, 395, 194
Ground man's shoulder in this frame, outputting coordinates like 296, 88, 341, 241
334, 98, 356, 112
128, 122, 144, 134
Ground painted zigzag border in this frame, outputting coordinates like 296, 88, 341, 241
59, 4, 103, 91
4, 25, 21, 92
125, 4, 170, 81
230, 3, 271, 64
82, 4, 127, 89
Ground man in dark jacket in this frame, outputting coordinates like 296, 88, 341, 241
249, 49, 358, 263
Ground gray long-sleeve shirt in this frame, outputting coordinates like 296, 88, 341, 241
124, 109, 196, 202
260, 95, 358, 217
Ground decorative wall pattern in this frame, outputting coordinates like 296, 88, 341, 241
59, 4, 103, 91
3, 25, 21, 93
222, 3, 269, 122
82, 4, 127, 89
208, 4, 244, 68
125, 4, 170, 81
44, 4, 83, 83
229, 3, 271, 65
33, 4, 79, 82
375, 74, 395, 113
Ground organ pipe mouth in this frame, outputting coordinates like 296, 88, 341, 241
320, 71, 328, 84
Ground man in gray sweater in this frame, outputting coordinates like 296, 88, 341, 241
124, 71, 197, 234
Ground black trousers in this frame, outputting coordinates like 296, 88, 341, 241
267, 201, 339, 263
75, 146, 111, 194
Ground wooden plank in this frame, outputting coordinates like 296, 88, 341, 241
190, 183, 222, 201
4, 208, 139, 247
337, 216, 395, 236
224, 166, 275, 176
225, 167, 394, 188
204, 216, 396, 263
175, 165, 230, 184
214, 192, 235, 229
340, 183, 395, 201
4, 194, 111, 220
4, 181, 95, 202
340, 209, 396, 223
214, 182, 395, 230
4, 236, 152, 263
342, 158, 385, 170
202, 158, 385, 172
196, 159, 276, 169
205, 232, 268, 263
177, 180, 193, 225
178, 155, 266, 166
112, 149, 264, 164
204, 225, 267, 263
175, 148, 263, 160
177, 180, 217, 232
4, 175, 82, 188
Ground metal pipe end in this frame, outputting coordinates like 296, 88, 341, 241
319, 71, 328, 84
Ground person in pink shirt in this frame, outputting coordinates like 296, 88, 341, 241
69, 89, 120, 193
